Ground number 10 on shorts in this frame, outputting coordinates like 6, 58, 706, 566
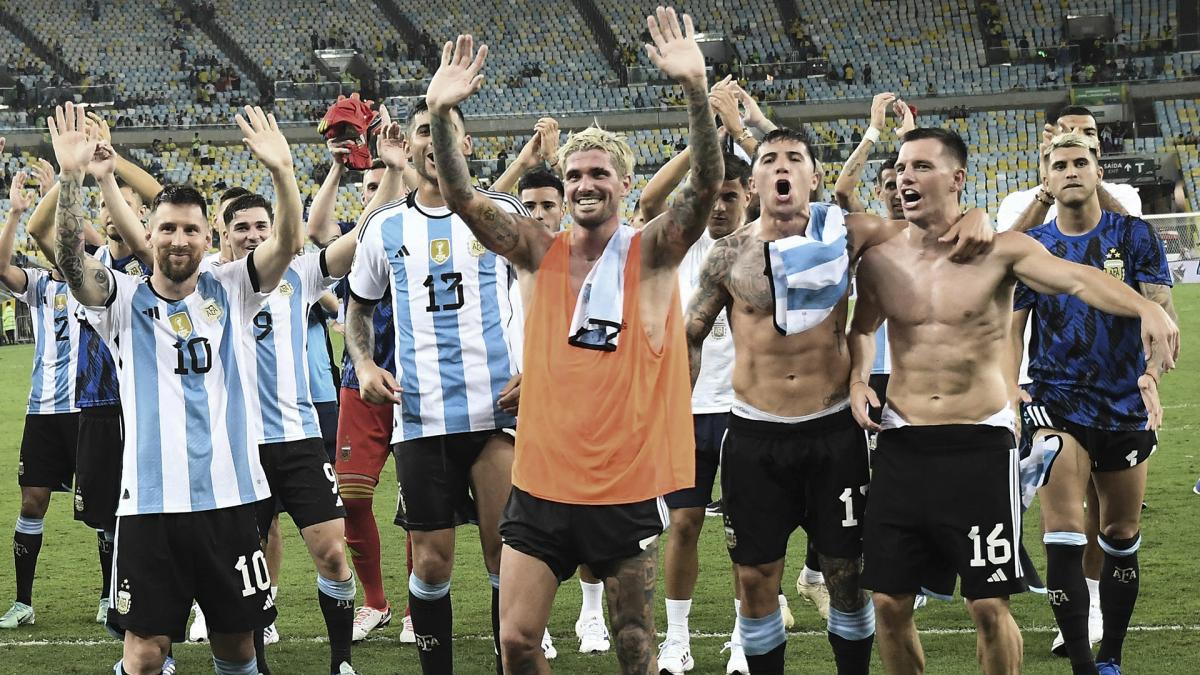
236, 550, 271, 597
967, 523, 1012, 567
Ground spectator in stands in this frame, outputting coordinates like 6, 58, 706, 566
843, 61, 854, 83
863, 64, 872, 85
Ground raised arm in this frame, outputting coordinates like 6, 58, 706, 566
736, 84, 777, 134
684, 236, 736, 386
49, 103, 113, 307
834, 93, 895, 213
639, 7, 723, 269
491, 117, 559, 194
0, 171, 32, 292
306, 140, 351, 246
1006, 231, 1179, 375
638, 146, 692, 222
426, 34, 553, 272
236, 105, 303, 291
86, 113, 162, 204
91, 142, 153, 265
709, 77, 756, 156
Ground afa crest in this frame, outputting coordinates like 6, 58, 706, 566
201, 298, 223, 323
468, 238, 487, 258
429, 238, 451, 265
278, 281, 295, 297
116, 579, 132, 615
54, 294, 68, 311
168, 311, 194, 339
1104, 247, 1125, 280
123, 260, 143, 276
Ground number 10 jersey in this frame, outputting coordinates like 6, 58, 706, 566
348, 189, 526, 444
83, 258, 272, 516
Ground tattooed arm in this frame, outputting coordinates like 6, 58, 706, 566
834, 93, 898, 214
1140, 282, 1178, 326
685, 237, 736, 387
640, 8, 722, 269
48, 103, 113, 307
346, 295, 400, 405
425, 35, 553, 272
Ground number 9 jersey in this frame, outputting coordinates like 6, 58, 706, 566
348, 189, 526, 444
82, 256, 273, 516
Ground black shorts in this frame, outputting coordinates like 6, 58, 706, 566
257, 437, 345, 534
315, 400, 339, 464
107, 504, 277, 642
720, 408, 869, 565
1023, 403, 1157, 473
868, 374, 889, 426
862, 424, 1027, 600
19, 412, 79, 491
500, 486, 669, 583
664, 413, 727, 509
74, 405, 123, 531
393, 430, 509, 531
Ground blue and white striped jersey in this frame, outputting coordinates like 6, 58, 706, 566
83, 257, 272, 515
76, 247, 149, 409
239, 252, 338, 444
348, 189, 526, 443
9, 268, 80, 415
871, 321, 891, 375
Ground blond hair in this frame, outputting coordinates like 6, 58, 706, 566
1044, 131, 1100, 159
557, 126, 635, 179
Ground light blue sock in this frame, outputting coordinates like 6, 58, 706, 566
317, 574, 357, 601
212, 655, 257, 675
15, 516, 43, 535
408, 574, 450, 601
488, 573, 500, 590
737, 609, 786, 656
828, 603, 876, 640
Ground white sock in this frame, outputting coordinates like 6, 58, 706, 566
580, 580, 604, 618
731, 599, 742, 642
1086, 577, 1100, 606
270, 585, 278, 602
665, 598, 691, 642
801, 565, 824, 585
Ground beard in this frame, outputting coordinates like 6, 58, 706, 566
156, 247, 202, 283
570, 200, 618, 230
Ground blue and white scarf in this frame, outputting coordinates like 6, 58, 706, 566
765, 202, 850, 336
568, 225, 637, 351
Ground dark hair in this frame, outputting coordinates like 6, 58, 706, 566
900, 128, 968, 168
369, 159, 386, 171
223, 193, 274, 228
518, 168, 564, 199
1055, 105, 1094, 122
151, 184, 208, 219
754, 127, 818, 170
407, 98, 465, 130
880, 155, 897, 172
218, 185, 251, 206
723, 152, 751, 188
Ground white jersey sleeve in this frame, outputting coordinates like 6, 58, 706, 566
1104, 181, 1143, 217
348, 220, 390, 303
209, 255, 271, 324
996, 187, 1038, 233
81, 268, 131, 342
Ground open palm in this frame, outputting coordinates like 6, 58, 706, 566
426, 34, 488, 113
48, 102, 98, 176
644, 7, 706, 84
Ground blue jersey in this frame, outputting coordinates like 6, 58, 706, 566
10, 268, 80, 414
347, 189, 526, 442
333, 220, 395, 388
1014, 211, 1172, 430
76, 247, 149, 408
84, 259, 273, 515
307, 304, 338, 404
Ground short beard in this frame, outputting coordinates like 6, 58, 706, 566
157, 250, 201, 283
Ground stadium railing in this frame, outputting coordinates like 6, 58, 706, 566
1145, 212, 1200, 261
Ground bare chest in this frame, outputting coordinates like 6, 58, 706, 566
727, 245, 774, 314
864, 248, 1008, 326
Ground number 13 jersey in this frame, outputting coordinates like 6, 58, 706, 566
83, 257, 272, 515
348, 189, 526, 443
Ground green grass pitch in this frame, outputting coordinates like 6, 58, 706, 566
0, 287, 1197, 673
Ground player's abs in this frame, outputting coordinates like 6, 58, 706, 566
730, 308, 850, 417
886, 324, 1011, 424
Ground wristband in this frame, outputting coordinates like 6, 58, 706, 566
1035, 188, 1055, 206
863, 127, 881, 143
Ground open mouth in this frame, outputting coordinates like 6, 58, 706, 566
775, 179, 792, 202
576, 196, 601, 208
901, 189, 921, 208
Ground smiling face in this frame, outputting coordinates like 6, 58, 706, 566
225, 206, 272, 261
149, 203, 211, 283
561, 148, 631, 230
1046, 145, 1102, 208
894, 138, 965, 224
407, 109, 472, 187
750, 138, 819, 219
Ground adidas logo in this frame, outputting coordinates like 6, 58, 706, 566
987, 569, 1009, 583
396, 245, 410, 258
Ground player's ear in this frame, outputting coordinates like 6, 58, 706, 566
952, 167, 966, 193
461, 133, 473, 157
1094, 157, 1103, 180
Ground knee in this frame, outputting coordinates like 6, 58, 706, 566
19, 494, 49, 519
412, 544, 454, 581
967, 599, 1012, 637
499, 624, 542, 667
872, 593, 913, 630
1100, 522, 1140, 543
668, 511, 703, 546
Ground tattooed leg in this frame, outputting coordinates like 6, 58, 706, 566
604, 544, 659, 675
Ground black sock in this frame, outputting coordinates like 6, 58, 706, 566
97, 531, 114, 598
254, 625, 271, 675
318, 582, 354, 673
746, 643, 786, 675
828, 632, 873, 675
13, 530, 42, 605
410, 590, 454, 674
805, 541, 820, 572
1096, 532, 1141, 665
1045, 540, 1096, 673
491, 585, 502, 675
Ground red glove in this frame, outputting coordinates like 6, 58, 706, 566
317, 93, 380, 170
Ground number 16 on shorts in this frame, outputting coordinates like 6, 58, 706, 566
967, 523, 1013, 567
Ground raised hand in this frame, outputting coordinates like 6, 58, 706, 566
86, 111, 112, 144
377, 120, 408, 171
893, 98, 917, 137
47, 102, 99, 178
734, 84, 768, 130
32, 159, 56, 198
7, 171, 32, 213
869, 92, 896, 131
327, 138, 354, 166
534, 117, 560, 165
88, 141, 117, 179
644, 7, 706, 86
709, 86, 743, 136
426, 34, 488, 114
235, 105, 293, 172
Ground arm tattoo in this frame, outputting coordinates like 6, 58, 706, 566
661, 84, 721, 259
55, 177, 111, 302
818, 553, 870, 612
344, 299, 376, 368
430, 113, 477, 208
1140, 282, 1178, 323
685, 240, 735, 386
